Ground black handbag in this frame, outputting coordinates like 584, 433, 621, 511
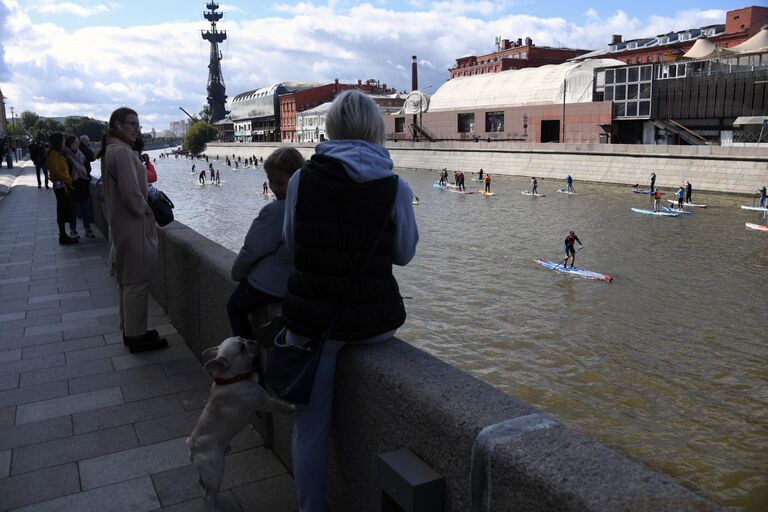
148, 189, 175, 227
265, 176, 398, 405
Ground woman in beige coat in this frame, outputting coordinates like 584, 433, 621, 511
97, 107, 167, 353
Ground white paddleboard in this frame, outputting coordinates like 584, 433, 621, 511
746, 223, 768, 232
667, 199, 706, 208
740, 205, 768, 212
522, 191, 546, 197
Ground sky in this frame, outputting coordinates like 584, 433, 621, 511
0, 0, 749, 132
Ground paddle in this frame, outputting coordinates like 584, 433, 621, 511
553, 246, 584, 270
414, 193, 420, 202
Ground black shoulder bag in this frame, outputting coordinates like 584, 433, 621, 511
265, 176, 397, 405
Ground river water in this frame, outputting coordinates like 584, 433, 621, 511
96, 150, 767, 510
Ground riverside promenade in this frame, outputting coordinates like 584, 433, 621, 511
0, 163, 296, 511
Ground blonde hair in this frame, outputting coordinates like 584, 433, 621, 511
325, 90, 384, 145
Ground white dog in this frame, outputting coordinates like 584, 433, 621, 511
188, 336, 293, 511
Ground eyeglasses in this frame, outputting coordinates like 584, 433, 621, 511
122, 121, 141, 129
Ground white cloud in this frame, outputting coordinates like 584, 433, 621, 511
0, 1, 733, 130
36, 2, 110, 17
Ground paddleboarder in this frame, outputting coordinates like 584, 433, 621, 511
484, 174, 491, 193
531, 177, 539, 195
566, 174, 574, 193
685, 180, 693, 203
676, 186, 685, 209
478, 168, 484, 181
564, 231, 583, 268
759, 185, 767, 208
650, 172, 656, 192
653, 189, 662, 212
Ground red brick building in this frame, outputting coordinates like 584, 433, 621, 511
574, 6, 768, 65
279, 79, 396, 142
449, 37, 591, 79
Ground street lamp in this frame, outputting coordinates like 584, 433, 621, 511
9, 106, 15, 161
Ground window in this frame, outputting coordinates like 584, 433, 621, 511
614, 84, 626, 100
627, 84, 639, 100
640, 82, 651, 99
628, 67, 639, 82
485, 111, 504, 132
625, 102, 638, 117
641, 65, 652, 81
616, 68, 627, 82
605, 69, 614, 84
639, 101, 651, 116
613, 102, 626, 117
521, 52, 527, 59
604, 86, 614, 101
458, 113, 475, 133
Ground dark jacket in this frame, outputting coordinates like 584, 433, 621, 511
282, 153, 406, 341
79, 142, 95, 175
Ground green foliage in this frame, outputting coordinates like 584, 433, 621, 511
63, 117, 107, 141
183, 121, 217, 155
31, 118, 64, 138
19, 111, 39, 130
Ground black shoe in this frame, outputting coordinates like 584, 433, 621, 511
59, 235, 79, 245
127, 337, 168, 353
123, 329, 160, 345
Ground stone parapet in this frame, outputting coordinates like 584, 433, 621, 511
135, 217, 720, 511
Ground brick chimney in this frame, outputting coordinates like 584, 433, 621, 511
611, 34, 622, 44
412, 55, 418, 92
517, 38, 523, 46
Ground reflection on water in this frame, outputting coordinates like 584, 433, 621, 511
97, 150, 768, 510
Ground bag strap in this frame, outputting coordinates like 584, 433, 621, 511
321, 175, 399, 341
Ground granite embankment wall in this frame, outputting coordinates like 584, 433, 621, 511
88, 213, 719, 510
206, 141, 768, 195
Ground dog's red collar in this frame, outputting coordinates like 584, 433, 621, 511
211, 372, 253, 385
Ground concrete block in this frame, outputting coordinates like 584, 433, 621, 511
0, 463, 80, 510
80, 437, 191, 489
15, 386, 124, 424
11, 476, 161, 512
73, 394, 184, 435
12, 424, 138, 475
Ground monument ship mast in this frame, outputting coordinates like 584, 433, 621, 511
201, 2, 227, 122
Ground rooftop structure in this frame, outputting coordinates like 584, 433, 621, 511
449, 36, 591, 79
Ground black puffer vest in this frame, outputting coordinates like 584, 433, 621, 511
282, 153, 406, 341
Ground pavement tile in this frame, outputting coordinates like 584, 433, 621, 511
60, 305, 119, 322
0, 311, 25, 323
133, 409, 203, 446
7, 313, 63, 330
22, 336, 104, 359
65, 342, 126, 364
0, 463, 80, 511
0, 407, 14, 427
68, 364, 165, 396
15, 386, 124, 425
149, 490, 242, 512
0, 374, 19, 391
23, 317, 100, 337
0, 348, 22, 363
80, 437, 190, 490
62, 323, 121, 340
231, 473, 297, 512
112, 345, 196, 371
0, 450, 9, 478
174, 387, 212, 412
161, 358, 203, 377
0, 353, 65, 378
73, 394, 184, 435
25, 306, 63, 319
0, 379, 68, 408
121, 371, 209, 402
27, 290, 90, 305
0, 416, 73, 451
12, 424, 138, 475
0, 332, 62, 352
152, 447, 286, 506
20, 357, 113, 387
12, 476, 160, 512
0, 276, 30, 285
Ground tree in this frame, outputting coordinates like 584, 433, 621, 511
31, 118, 64, 139
19, 111, 39, 130
184, 121, 217, 155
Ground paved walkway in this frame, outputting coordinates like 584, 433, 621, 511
0, 164, 296, 511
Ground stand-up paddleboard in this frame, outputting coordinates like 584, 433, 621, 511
522, 191, 546, 197
479, 190, 495, 196
746, 223, 768, 232
450, 189, 474, 194
557, 189, 577, 195
433, 182, 457, 189
661, 207, 693, 215
630, 207, 678, 217
632, 188, 665, 195
667, 200, 707, 208
535, 259, 613, 282
412, 200, 419, 206
740, 205, 768, 212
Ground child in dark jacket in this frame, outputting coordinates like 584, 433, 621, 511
226, 147, 305, 339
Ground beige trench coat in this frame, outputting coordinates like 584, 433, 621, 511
102, 137, 158, 285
